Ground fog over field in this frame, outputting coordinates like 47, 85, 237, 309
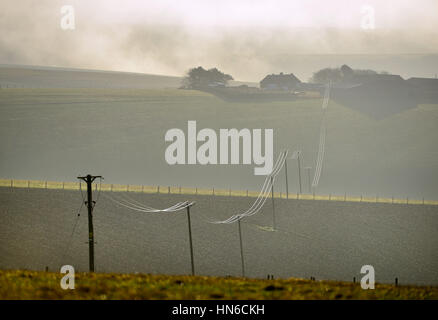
1, 0, 438, 81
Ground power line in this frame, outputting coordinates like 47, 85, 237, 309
213, 152, 284, 224
92, 177, 103, 209
60, 196, 84, 264
102, 189, 197, 275
103, 192, 194, 213
312, 82, 331, 188
212, 150, 288, 224
218, 152, 286, 223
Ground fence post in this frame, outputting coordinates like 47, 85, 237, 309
157, 186, 160, 194
168, 186, 170, 194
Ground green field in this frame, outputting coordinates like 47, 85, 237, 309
1, 270, 436, 300
1, 87, 438, 199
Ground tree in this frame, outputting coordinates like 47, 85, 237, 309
309, 67, 343, 84
181, 66, 233, 89
309, 65, 390, 83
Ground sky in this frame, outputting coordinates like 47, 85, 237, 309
1, 0, 438, 81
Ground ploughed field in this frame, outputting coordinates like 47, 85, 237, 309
0, 187, 437, 285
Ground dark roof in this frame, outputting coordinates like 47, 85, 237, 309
260, 73, 301, 86
340, 64, 354, 77
406, 77, 438, 88
343, 73, 404, 85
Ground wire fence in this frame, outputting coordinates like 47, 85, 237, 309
1, 178, 437, 206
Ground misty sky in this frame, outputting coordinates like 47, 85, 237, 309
1, 0, 438, 81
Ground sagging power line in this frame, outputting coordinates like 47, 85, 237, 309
72, 150, 292, 276
212, 150, 288, 225
312, 82, 331, 188
102, 190, 197, 275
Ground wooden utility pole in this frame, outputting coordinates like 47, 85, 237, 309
297, 153, 302, 194
305, 167, 312, 193
291, 150, 302, 194
186, 204, 195, 276
77, 174, 102, 272
284, 157, 289, 199
271, 176, 276, 230
238, 219, 245, 277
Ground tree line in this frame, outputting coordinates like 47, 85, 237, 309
181, 65, 390, 88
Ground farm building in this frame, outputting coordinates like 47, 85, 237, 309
339, 64, 405, 86
331, 70, 418, 118
260, 72, 301, 91
406, 77, 438, 91
406, 77, 438, 104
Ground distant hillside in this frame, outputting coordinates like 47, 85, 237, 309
0, 65, 257, 89
0, 65, 183, 89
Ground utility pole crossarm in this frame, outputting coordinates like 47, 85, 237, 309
77, 175, 102, 183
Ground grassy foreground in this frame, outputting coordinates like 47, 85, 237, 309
0, 270, 436, 300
